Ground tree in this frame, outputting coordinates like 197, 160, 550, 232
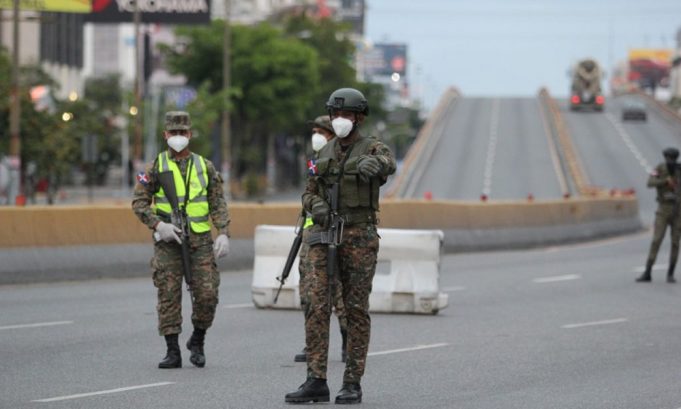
161, 21, 320, 193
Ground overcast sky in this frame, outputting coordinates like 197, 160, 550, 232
365, 0, 681, 109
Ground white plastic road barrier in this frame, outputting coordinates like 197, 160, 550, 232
251, 225, 448, 314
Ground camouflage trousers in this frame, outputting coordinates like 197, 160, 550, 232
646, 204, 681, 267
299, 236, 347, 332
305, 224, 379, 383
151, 232, 220, 336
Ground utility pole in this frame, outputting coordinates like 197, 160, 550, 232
221, 0, 231, 199
133, 0, 143, 171
8, 0, 21, 205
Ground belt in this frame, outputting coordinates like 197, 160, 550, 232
340, 211, 376, 225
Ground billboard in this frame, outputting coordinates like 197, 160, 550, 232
0, 0, 91, 13
86, 0, 211, 24
362, 43, 407, 79
627, 48, 673, 90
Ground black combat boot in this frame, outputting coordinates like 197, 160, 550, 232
159, 334, 182, 369
186, 328, 206, 368
335, 383, 362, 404
341, 329, 348, 363
284, 377, 330, 403
667, 263, 677, 283
294, 347, 307, 362
636, 262, 653, 282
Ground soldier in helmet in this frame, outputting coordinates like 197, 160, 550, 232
295, 115, 348, 364
132, 111, 231, 368
637, 147, 681, 283
285, 89, 396, 404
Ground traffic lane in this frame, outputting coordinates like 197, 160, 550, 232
407, 98, 492, 200
491, 98, 563, 200
4, 232, 681, 408
562, 100, 654, 221
614, 94, 681, 220
428, 233, 681, 409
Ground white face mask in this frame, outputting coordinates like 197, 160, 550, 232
331, 117, 354, 139
167, 135, 189, 152
311, 133, 328, 152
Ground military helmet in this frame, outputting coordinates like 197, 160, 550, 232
165, 111, 191, 131
325, 88, 369, 116
307, 115, 334, 134
663, 147, 679, 159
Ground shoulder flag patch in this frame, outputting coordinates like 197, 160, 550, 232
136, 172, 150, 186
307, 159, 318, 176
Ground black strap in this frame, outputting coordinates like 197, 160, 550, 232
182, 155, 194, 210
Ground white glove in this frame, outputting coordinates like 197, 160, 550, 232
155, 221, 182, 244
213, 234, 230, 259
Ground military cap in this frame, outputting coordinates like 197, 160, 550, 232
165, 111, 191, 131
663, 147, 679, 159
307, 115, 334, 134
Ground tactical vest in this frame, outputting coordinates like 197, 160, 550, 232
654, 164, 678, 204
154, 151, 211, 233
314, 136, 379, 224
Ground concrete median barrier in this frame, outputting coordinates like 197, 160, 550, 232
0, 196, 641, 284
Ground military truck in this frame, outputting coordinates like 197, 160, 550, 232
570, 59, 605, 112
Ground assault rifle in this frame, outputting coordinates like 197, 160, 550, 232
274, 211, 306, 304
325, 182, 344, 314
157, 171, 192, 291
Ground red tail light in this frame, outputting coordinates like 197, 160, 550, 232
596, 95, 605, 105
571, 95, 580, 104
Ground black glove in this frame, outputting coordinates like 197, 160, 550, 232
310, 198, 330, 227
357, 155, 382, 182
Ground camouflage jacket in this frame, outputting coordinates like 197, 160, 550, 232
648, 162, 680, 204
132, 151, 231, 236
302, 134, 396, 215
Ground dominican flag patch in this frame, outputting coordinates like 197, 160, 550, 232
307, 159, 318, 176
136, 172, 149, 186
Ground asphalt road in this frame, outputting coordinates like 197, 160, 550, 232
3, 231, 681, 409
402, 97, 563, 201
563, 94, 681, 225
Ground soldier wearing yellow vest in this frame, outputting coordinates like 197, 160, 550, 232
132, 111, 230, 369
286, 89, 396, 404
295, 115, 348, 364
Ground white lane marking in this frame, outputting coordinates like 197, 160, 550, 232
32, 382, 175, 403
0, 321, 73, 331
482, 98, 501, 196
222, 303, 252, 309
605, 113, 653, 174
441, 286, 466, 292
632, 264, 667, 273
368, 343, 450, 357
532, 274, 581, 283
561, 318, 628, 329
537, 98, 569, 195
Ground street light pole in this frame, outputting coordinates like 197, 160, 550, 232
221, 0, 231, 199
8, 0, 21, 205
133, 0, 143, 170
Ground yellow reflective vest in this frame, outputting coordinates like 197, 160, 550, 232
154, 151, 211, 233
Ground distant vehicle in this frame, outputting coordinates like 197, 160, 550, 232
570, 59, 605, 112
621, 99, 647, 121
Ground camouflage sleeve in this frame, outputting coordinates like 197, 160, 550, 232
302, 175, 324, 212
205, 160, 231, 237
370, 140, 397, 177
131, 162, 161, 230
648, 164, 668, 188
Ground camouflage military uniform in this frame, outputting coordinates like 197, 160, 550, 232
132, 140, 229, 336
645, 162, 681, 270
299, 226, 347, 335
302, 135, 396, 384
